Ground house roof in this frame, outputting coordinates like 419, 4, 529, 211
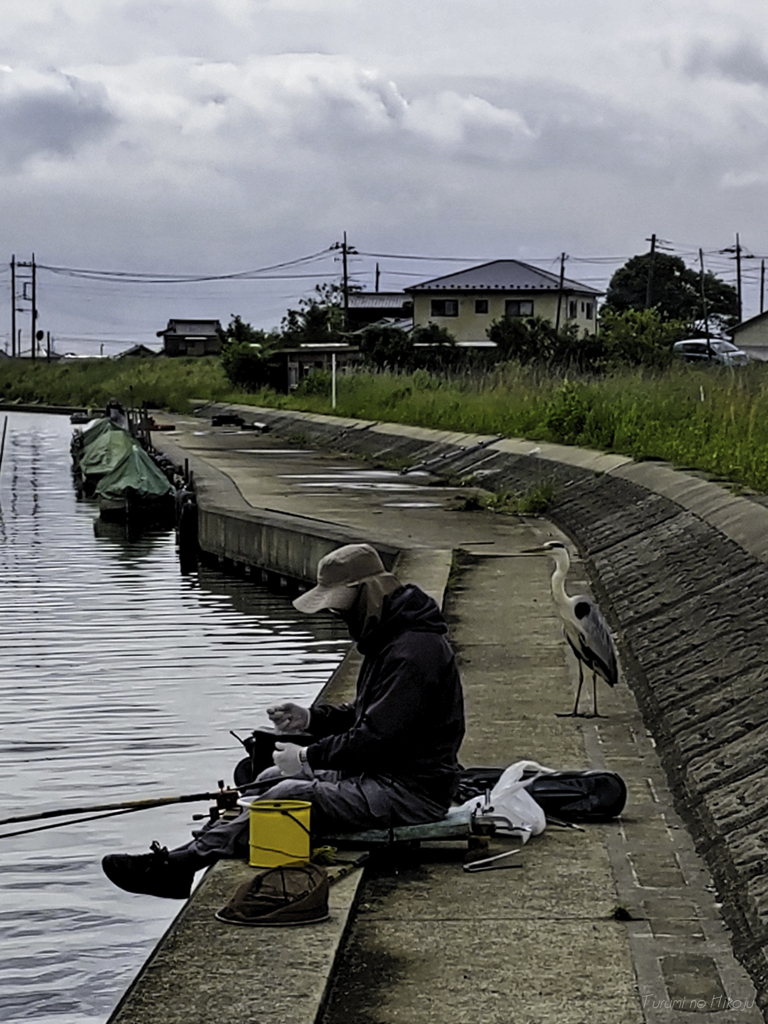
348, 292, 412, 310
156, 318, 222, 337
116, 344, 159, 358
408, 260, 602, 296
730, 310, 768, 336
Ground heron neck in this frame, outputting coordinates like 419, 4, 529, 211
550, 556, 570, 605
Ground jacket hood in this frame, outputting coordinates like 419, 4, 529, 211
354, 583, 447, 654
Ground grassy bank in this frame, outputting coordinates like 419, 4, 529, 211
0, 356, 233, 413
243, 362, 768, 493
3, 356, 768, 493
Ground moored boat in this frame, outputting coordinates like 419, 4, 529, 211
95, 445, 175, 525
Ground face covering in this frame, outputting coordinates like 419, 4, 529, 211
340, 575, 402, 645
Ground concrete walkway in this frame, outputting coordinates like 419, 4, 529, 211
109, 409, 761, 1024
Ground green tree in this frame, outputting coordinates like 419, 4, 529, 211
410, 322, 459, 370
598, 308, 686, 369
359, 324, 415, 371
603, 252, 738, 329
487, 315, 558, 364
281, 284, 346, 345
218, 315, 281, 390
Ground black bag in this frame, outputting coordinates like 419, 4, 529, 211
454, 766, 626, 822
233, 728, 314, 787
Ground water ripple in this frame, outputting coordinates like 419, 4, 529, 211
0, 413, 348, 1024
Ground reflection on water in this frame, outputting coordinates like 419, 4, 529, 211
0, 413, 349, 1024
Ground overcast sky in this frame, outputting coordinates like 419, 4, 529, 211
2, 0, 768, 354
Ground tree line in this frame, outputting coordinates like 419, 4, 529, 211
219, 251, 740, 389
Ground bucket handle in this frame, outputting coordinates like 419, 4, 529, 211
280, 809, 311, 836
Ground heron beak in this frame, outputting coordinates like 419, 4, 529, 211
520, 546, 547, 554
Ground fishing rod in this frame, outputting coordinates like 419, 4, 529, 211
0, 785, 240, 831
0, 806, 149, 840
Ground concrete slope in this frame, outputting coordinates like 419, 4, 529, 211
176, 402, 768, 1018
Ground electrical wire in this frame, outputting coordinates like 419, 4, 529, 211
37, 247, 336, 284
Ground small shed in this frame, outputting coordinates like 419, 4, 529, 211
157, 319, 223, 357
347, 292, 413, 330
730, 311, 768, 361
267, 344, 362, 392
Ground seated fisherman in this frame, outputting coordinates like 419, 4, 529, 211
102, 543, 465, 898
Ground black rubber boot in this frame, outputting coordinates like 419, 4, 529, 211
102, 841, 199, 899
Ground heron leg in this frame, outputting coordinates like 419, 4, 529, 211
556, 658, 585, 717
589, 672, 608, 719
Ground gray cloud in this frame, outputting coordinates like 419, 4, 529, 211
0, 70, 115, 166
685, 39, 768, 86
2, 2, 768, 348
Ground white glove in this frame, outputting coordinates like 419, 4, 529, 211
273, 742, 309, 778
267, 702, 311, 733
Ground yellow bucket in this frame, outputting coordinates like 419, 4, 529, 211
243, 799, 312, 868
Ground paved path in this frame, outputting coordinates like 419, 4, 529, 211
109, 410, 761, 1024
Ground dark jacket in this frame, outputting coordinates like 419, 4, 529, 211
304, 584, 465, 806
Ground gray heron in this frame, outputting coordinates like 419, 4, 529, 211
527, 540, 618, 718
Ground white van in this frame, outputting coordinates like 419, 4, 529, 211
672, 339, 750, 366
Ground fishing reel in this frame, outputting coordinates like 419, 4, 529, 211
192, 780, 241, 825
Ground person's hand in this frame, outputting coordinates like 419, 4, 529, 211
267, 703, 311, 733
273, 742, 307, 777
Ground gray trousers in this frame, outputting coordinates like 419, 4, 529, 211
181, 767, 448, 861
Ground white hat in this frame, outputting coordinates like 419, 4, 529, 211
293, 544, 397, 614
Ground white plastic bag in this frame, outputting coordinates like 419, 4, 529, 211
485, 760, 548, 843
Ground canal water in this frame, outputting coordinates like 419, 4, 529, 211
0, 412, 349, 1024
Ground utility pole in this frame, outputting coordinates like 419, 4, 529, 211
761, 259, 765, 315
342, 232, 349, 329
31, 253, 37, 360
375, 262, 380, 292
645, 233, 657, 308
10, 255, 15, 358
699, 249, 711, 357
14, 255, 36, 358
735, 233, 742, 322
331, 235, 358, 329
555, 252, 566, 334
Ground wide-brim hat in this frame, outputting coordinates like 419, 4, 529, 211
293, 543, 398, 614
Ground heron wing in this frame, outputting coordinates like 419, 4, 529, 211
573, 597, 618, 686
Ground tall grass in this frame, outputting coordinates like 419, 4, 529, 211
249, 362, 768, 493
4, 356, 768, 493
0, 356, 233, 413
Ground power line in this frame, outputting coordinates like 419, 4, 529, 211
37, 248, 336, 284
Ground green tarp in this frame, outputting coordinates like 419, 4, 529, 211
78, 417, 112, 449
78, 426, 135, 479
95, 445, 174, 502
78, 423, 135, 479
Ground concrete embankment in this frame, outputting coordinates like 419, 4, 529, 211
228, 404, 768, 1015
108, 403, 766, 1024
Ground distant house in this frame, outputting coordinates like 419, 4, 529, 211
116, 344, 159, 359
408, 260, 602, 345
730, 311, 768, 361
156, 319, 223, 357
346, 292, 413, 330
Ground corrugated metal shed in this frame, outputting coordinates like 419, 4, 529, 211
348, 292, 412, 310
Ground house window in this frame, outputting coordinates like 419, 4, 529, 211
585, 302, 594, 319
505, 300, 534, 317
475, 299, 489, 314
568, 300, 578, 319
431, 299, 459, 317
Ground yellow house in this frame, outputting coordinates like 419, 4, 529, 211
408, 260, 602, 344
